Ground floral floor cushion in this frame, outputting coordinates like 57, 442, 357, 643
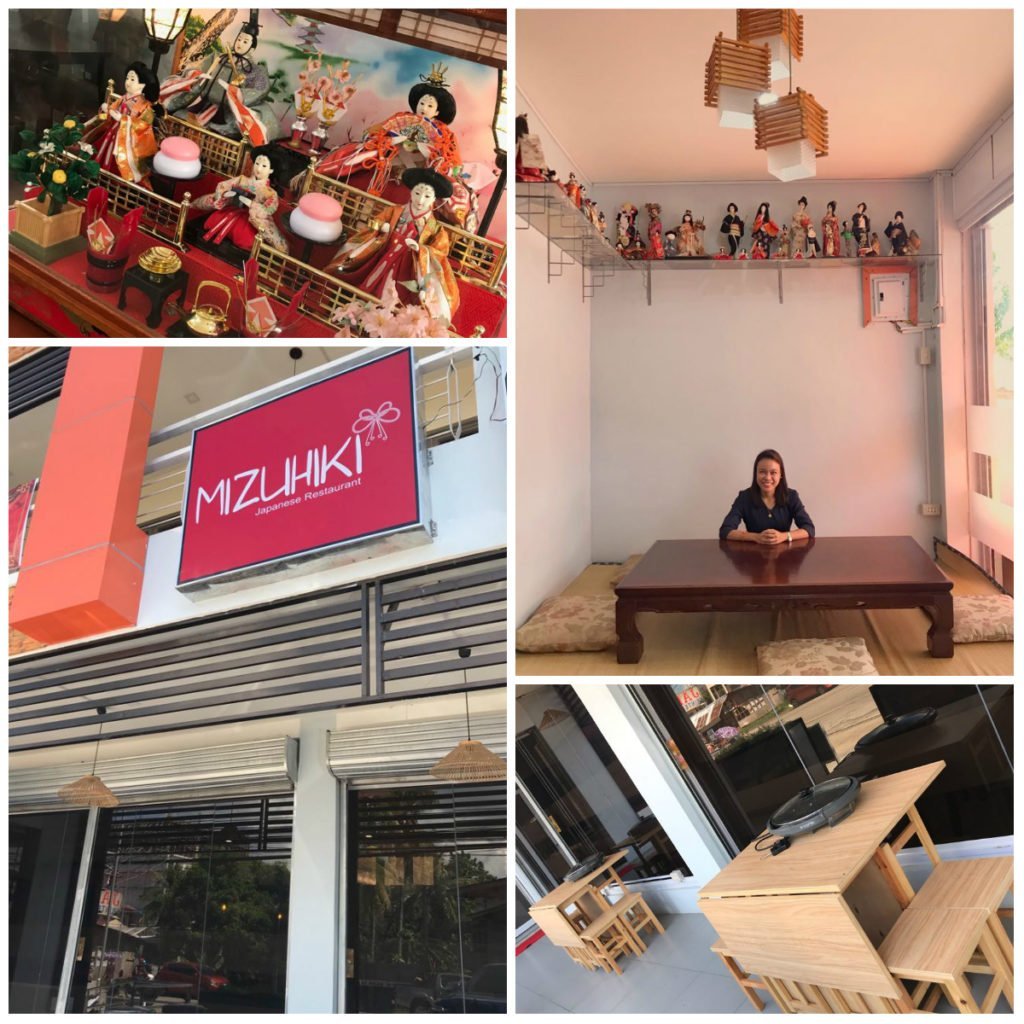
516, 595, 617, 653
610, 555, 644, 587
951, 594, 1014, 643
756, 636, 879, 676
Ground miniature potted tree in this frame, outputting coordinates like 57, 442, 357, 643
10, 117, 100, 261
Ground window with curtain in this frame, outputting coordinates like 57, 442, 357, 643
967, 201, 1013, 591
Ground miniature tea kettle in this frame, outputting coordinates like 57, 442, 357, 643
184, 281, 232, 337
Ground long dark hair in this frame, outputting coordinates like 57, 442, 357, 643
250, 144, 288, 196
125, 61, 164, 119
748, 448, 789, 505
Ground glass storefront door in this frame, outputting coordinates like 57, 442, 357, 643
70, 795, 292, 1014
9, 810, 89, 1012
347, 783, 507, 1014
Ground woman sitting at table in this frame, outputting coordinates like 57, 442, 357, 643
719, 448, 815, 545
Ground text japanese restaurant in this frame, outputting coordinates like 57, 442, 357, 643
8, 344, 508, 1014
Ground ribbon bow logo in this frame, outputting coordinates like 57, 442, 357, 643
352, 401, 401, 445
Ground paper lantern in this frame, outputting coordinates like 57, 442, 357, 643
704, 33, 772, 130
737, 9, 804, 82
754, 88, 828, 181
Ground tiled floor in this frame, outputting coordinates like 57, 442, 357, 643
515, 913, 1013, 1014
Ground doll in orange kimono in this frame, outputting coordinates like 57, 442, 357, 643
327, 167, 460, 322
308, 65, 462, 196
91, 62, 161, 187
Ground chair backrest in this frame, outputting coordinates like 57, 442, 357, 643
699, 893, 901, 999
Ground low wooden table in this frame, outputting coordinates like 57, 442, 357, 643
698, 761, 945, 1013
614, 537, 954, 663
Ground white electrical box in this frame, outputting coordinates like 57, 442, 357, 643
870, 274, 910, 321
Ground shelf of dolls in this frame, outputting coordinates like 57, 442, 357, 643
516, 181, 634, 299
634, 252, 937, 306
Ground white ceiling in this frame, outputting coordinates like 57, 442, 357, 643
518, 8, 1014, 182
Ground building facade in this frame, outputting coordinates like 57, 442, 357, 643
9, 344, 508, 1014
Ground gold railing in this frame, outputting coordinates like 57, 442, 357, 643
300, 165, 507, 293
248, 233, 380, 329
96, 168, 192, 250
159, 114, 251, 177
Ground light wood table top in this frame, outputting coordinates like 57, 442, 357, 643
699, 761, 945, 900
530, 850, 627, 911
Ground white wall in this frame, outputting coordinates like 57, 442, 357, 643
515, 94, 594, 624
587, 179, 942, 559
135, 358, 507, 630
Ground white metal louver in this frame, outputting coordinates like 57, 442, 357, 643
327, 712, 506, 787
10, 737, 298, 814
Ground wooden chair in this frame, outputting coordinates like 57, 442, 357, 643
879, 906, 1012, 1013
580, 903, 645, 974
613, 892, 666, 952
881, 856, 1014, 1012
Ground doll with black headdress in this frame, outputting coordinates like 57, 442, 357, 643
326, 167, 460, 322
192, 145, 289, 254
89, 62, 163, 187
312, 64, 463, 196
160, 12, 275, 145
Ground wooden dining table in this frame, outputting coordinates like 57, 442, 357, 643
698, 761, 946, 1013
528, 850, 630, 948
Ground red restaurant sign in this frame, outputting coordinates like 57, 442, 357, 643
178, 349, 423, 587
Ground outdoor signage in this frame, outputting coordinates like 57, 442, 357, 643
178, 349, 424, 588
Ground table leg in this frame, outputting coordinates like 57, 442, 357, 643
925, 592, 954, 658
873, 844, 916, 908
616, 597, 643, 663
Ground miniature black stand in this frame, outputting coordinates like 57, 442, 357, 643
118, 264, 190, 329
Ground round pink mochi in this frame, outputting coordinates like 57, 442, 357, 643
160, 137, 200, 161
298, 192, 343, 222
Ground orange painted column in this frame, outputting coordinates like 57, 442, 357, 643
11, 347, 164, 644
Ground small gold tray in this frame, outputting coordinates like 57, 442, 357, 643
138, 245, 182, 275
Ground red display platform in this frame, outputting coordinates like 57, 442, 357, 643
9, 183, 506, 338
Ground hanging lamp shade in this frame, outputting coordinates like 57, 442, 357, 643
754, 87, 828, 181
704, 33, 772, 130
737, 9, 803, 81
430, 739, 507, 782
539, 708, 570, 730
58, 774, 120, 808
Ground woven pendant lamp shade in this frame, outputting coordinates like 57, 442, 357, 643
737, 9, 804, 80
704, 33, 772, 130
58, 774, 120, 808
430, 739, 507, 782
754, 88, 828, 181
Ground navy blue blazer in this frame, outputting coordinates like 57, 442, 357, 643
719, 489, 815, 540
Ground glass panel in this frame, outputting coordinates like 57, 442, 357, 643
73, 796, 291, 1013
967, 202, 1013, 584
349, 784, 506, 1014
9, 810, 88, 1012
514, 791, 571, 886
516, 685, 689, 880
664, 683, 1013, 848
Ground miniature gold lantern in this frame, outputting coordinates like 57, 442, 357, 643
704, 32, 772, 130
754, 87, 828, 181
737, 9, 804, 82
